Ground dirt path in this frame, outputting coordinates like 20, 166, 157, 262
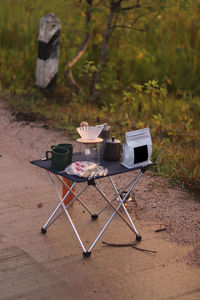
0, 98, 200, 299
1, 99, 199, 264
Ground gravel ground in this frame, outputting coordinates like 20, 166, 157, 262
0, 98, 200, 265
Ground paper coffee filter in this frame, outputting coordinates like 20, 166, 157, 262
77, 126, 103, 141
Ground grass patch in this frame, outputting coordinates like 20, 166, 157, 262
2, 85, 200, 196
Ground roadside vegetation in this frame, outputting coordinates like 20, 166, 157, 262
0, 0, 199, 194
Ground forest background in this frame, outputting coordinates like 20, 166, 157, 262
0, 0, 199, 194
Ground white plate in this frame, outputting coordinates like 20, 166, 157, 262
76, 138, 103, 144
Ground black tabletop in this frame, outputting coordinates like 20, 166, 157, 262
30, 152, 154, 183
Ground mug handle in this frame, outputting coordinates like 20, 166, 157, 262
46, 150, 52, 160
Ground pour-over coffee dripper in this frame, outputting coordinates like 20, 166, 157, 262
76, 126, 103, 141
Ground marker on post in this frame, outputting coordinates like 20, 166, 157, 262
35, 13, 61, 90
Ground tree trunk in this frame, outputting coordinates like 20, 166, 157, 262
90, 0, 143, 103
64, 0, 92, 94
90, 4, 114, 103
65, 33, 90, 94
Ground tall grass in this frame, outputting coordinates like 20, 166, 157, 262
107, 0, 200, 96
1, 0, 200, 95
0, 0, 82, 91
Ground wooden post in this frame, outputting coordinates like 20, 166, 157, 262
35, 13, 61, 89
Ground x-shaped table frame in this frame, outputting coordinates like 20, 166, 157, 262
31, 156, 154, 257
40, 168, 151, 257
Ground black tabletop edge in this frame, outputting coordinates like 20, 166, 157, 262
30, 153, 155, 183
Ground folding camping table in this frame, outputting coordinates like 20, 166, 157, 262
31, 153, 154, 257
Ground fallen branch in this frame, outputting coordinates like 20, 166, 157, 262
102, 241, 157, 254
155, 228, 166, 233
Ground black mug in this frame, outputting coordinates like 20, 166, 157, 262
46, 146, 71, 171
51, 143, 73, 166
